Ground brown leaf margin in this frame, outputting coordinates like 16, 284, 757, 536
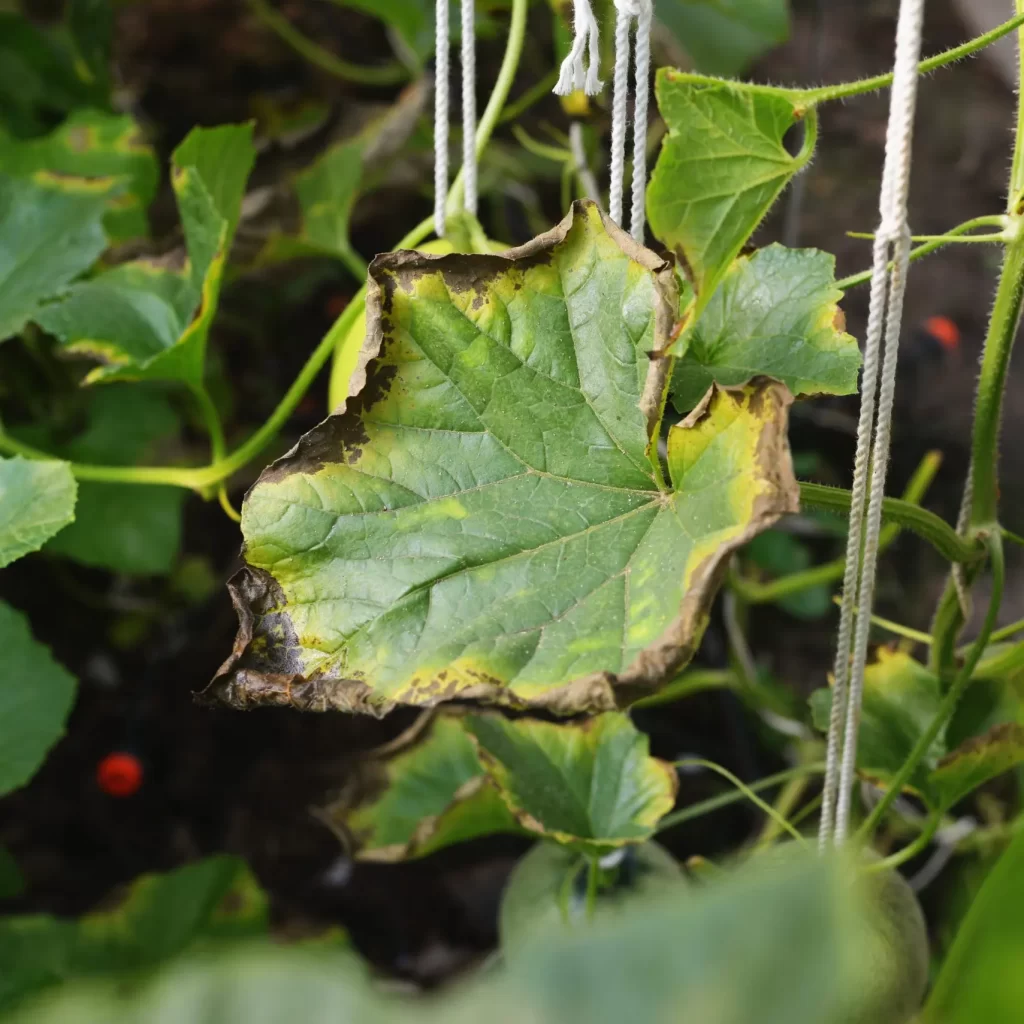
201, 201, 798, 716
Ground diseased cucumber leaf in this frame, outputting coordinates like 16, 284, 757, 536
0, 111, 158, 242
467, 713, 677, 852
13, 387, 185, 575
338, 710, 674, 859
658, 0, 790, 77
0, 457, 77, 569
809, 649, 1024, 811
208, 202, 797, 715
0, 600, 77, 797
670, 245, 860, 413
341, 714, 523, 861
34, 124, 255, 388
0, 856, 267, 1015
0, 172, 109, 342
648, 73, 811, 310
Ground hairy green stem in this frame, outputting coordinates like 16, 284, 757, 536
660, 13, 1024, 106
859, 533, 1005, 842
837, 216, 1008, 290
734, 452, 941, 604
246, 0, 409, 85
798, 482, 982, 564
870, 812, 943, 873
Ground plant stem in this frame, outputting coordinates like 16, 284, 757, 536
631, 668, 734, 708
190, 384, 240, 520
584, 856, 600, 920
657, 763, 825, 834
837, 216, 1008, 290
672, 759, 809, 847
660, 14, 1024, 106
446, 0, 528, 218
870, 812, 943, 872
735, 451, 941, 604
498, 69, 560, 124
798, 482, 982, 564
858, 533, 1005, 843
246, 0, 409, 85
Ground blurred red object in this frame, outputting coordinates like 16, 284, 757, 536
96, 751, 144, 798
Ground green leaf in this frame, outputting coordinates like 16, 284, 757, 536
929, 723, 1024, 812
810, 650, 1024, 810
326, 0, 429, 55
0, 111, 159, 242
648, 73, 811, 309
341, 714, 522, 861
15, 388, 185, 575
499, 840, 687, 957
34, 124, 256, 387
657, 0, 790, 77
0, 856, 267, 1014
0, 601, 77, 796
171, 123, 256, 241
925, 818, 1024, 1023
207, 202, 798, 714
2, 849, 890, 1024
0, 457, 77, 568
670, 245, 860, 413
0, 172, 108, 341
467, 713, 677, 851
294, 140, 363, 261
0, 14, 92, 137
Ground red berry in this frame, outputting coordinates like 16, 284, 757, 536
96, 752, 144, 797
923, 315, 960, 351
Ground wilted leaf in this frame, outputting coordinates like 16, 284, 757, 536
0, 457, 76, 568
467, 713, 677, 851
341, 714, 522, 861
15, 388, 185, 575
0, 600, 77, 796
670, 245, 860, 413
810, 650, 1024, 810
208, 201, 797, 715
0, 172, 108, 341
0, 856, 266, 1014
0, 111, 158, 241
658, 0, 790, 77
35, 124, 255, 387
648, 74, 810, 309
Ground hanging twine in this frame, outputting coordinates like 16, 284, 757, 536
554, 0, 604, 96
609, 0, 653, 241
819, 0, 926, 850
434, 0, 479, 236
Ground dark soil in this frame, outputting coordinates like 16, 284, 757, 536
2, 0, 1023, 986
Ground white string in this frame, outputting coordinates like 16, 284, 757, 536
608, 3, 631, 228
554, 0, 603, 97
629, 0, 652, 241
820, 0, 926, 849
434, 0, 449, 237
460, 0, 478, 216
609, 0, 652, 241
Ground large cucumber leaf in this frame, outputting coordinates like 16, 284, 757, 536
0, 457, 76, 568
207, 202, 797, 715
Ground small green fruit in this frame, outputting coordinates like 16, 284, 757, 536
849, 850, 929, 1024
499, 840, 687, 958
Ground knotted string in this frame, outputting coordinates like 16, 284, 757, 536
554, 0, 603, 97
